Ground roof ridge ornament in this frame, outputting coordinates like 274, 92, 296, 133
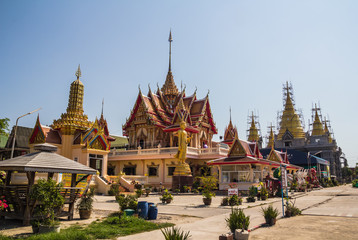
75, 64, 81, 79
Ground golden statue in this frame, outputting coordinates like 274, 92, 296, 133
173, 121, 192, 176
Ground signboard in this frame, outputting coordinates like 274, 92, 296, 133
281, 166, 288, 189
59, 173, 92, 194
228, 188, 239, 196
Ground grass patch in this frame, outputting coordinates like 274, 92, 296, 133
1, 215, 173, 240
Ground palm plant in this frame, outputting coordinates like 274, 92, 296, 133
161, 226, 191, 240
226, 208, 250, 233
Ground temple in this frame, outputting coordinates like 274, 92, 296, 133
108, 31, 228, 188
261, 82, 342, 178
28, 65, 114, 177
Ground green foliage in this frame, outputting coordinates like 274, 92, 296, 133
248, 186, 257, 197
199, 170, 218, 199
77, 187, 95, 211
0, 171, 5, 185
160, 189, 173, 202
285, 198, 301, 217
261, 205, 279, 221
342, 166, 352, 179
161, 226, 191, 240
0, 118, 10, 136
221, 197, 229, 206
116, 194, 138, 211
108, 184, 121, 196
30, 178, 64, 226
226, 208, 250, 233
135, 189, 143, 198
228, 194, 242, 206
259, 186, 268, 199
352, 179, 358, 188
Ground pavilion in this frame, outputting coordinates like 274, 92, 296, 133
0, 143, 96, 225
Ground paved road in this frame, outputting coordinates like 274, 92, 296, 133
250, 184, 358, 240
114, 186, 352, 240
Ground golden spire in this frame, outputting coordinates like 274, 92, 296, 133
311, 104, 324, 136
248, 112, 260, 142
277, 82, 305, 139
75, 64, 81, 79
324, 118, 333, 143
52, 66, 91, 134
267, 123, 275, 148
162, 30, 179, 106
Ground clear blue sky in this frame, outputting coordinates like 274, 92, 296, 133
1, 1, 357, 167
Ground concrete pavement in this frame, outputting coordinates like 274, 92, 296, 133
114, 187, 341, 240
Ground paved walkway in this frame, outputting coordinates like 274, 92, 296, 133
116, 188, 340, 240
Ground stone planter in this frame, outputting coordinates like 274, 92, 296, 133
261, 195, 268, 201
235, 230, 250, 240
203, 198, 212, 205
166, 199, 172, 204
219, 233, 233, 240
39, 224, 61, 234
79, 209, 92, 219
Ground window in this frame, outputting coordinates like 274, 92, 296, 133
168, 167, 176, 176
123, 166, 136, 175
148, 167, 158, 177
221, 164, 251, 183
74, 157, 78, 162
89, 154, 103, 176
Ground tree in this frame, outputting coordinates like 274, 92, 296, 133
0, 118, 10, 136
342, 166, 352, 181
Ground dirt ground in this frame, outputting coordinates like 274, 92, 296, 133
0, 210, 200, 238
250, 215, 358, 240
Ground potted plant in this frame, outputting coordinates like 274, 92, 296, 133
116, 194, 138, 212
246, 186, 256, 202
160, 189, 173, 204
145, 186, 151, 197
30, 178, 64, 233
225, 208, 250, 240
285, 198, 301, 217
199, 171, 218, 206
135, 188, 143, 198
228, 194, 242, 206
161, 226, 191, 240
260, 186, 268, 200
261, 205, 279, 226
221, 197, 229, 206
77, 187, 95, 219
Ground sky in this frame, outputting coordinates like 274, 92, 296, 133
1, 1, 357, 167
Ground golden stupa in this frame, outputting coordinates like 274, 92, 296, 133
277, 82, 305, 139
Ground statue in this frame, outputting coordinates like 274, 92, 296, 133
174, 121, 192, 164
173, 121, 192, 176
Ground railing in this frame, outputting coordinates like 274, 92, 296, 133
109, 146, 229, 157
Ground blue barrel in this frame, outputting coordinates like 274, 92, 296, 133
124, 209, 135, 216
148, 202, 155, 207
137, 201, 148, 219
148, 205, 158, 220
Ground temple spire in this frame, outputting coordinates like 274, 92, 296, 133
312, 104, 324, 136
75, 64, 81, 80
277, 82, 305, 139
248, 112, 260, 142
267, 123, 275, 148
161, 30, 178, 107
169, 30, 173, 72
101, 98, 104, 118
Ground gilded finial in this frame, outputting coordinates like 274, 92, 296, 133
229, 106, 232, 122
101, 98, 104, 117
75, 64, 81, 79
168, 30, 173, 72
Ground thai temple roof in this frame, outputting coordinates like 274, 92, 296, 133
123, 31, 217, 135
277, 82, 305, 139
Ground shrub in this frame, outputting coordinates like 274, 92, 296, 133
228, 195, 242, 206
116, 194, 138, 211
260, 187, 268, 200
160, 189, 173, 203
199, 172, 218, 200
108, 184, 121, 196
226, 208, 250, 233
285, 198, 301, 217
161, 226, 191, 240
352, 179, 358, 188
261, 205, 279, 222
221, 197, 229, 206
77, 187, 95, 211
30, 178, 64, 226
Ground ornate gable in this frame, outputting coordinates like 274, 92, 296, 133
29, 115, 46, 144
228, 139, 247, 157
